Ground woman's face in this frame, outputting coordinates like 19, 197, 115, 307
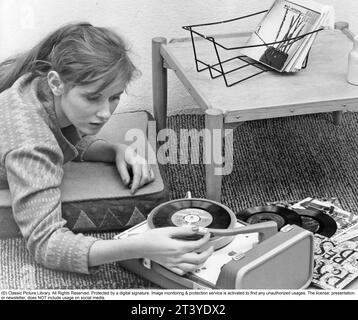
56, 76, 126, 135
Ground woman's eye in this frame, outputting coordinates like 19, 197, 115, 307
109, 96, 120, 102
86, 96, 101, 102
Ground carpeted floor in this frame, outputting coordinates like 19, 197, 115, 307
1, 112, 358, 289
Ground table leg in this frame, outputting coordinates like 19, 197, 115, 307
205, 109, 224, 202
152, 37, 168, 133
333, 111, 343, 125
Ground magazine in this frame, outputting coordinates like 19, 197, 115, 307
240, 0, 334, 72
333, 223, 358, 244
271, 197, 358, 289
312, 234, 358, 289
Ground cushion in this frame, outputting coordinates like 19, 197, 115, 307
0, 112, 169, 238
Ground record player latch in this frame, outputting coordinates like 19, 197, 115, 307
280, 225, 294, 233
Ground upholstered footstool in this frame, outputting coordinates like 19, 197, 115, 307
0, 112, 169, 238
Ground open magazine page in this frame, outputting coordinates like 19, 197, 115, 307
271, 198, 358, 289
241, 0, 324, 72
312, 234, 358, 289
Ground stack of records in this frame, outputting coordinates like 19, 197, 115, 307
241, 0, 335, 72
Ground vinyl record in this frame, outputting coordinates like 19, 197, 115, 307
147, 198, 237, 249
237, 205, 302, 230
148, 199, 233, 230
293, 208, 337, 237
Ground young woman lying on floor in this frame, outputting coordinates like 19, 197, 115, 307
0, 22, 213, 275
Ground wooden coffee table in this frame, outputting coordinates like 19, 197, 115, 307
152, 29, 358, 202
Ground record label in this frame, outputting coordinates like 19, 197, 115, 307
299, 216, 321, 233
237, 205, 302, 230
246, 212, 286, 229
171, 208, 213, 227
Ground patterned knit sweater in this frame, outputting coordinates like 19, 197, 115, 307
0, 75, 100, 274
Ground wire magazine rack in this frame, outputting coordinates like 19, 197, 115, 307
182, 10, 323, 87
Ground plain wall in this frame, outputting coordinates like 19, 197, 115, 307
0, 0, 357, 115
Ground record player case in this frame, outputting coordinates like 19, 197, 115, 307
115, 220, 314, 289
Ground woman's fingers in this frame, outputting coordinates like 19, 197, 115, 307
174, 263, 204, 273
165, 247, 214, 275
167, 266, 186, 276
139, 164, 152, 186
146, 228, 215, 274
149, 168, 155, 181
168, 226, 209, 238
130, 164, 155, 194
153, 245, 214, 274
130, 164, 142, 194
116, 160, 131, 186
177, 246, 214, 265
168, 227, 211, 250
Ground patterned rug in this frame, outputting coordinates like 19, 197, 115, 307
1, 112, 358, 289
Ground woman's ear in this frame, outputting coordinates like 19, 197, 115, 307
47, 71, 65, 96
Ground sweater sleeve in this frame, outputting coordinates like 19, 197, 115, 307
74, 135, 106, 162
61, 126, 106, 162
4, 142, 99, 274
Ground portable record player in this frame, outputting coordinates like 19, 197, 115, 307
114, 193, 315, 289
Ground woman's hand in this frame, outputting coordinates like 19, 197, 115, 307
114, 143, 155, 194
135, 227, 214, 274
83, 140, 155, 194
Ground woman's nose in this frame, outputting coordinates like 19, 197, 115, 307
96, 101, 112, 120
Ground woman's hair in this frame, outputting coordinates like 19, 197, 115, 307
0, 22, 138, 98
